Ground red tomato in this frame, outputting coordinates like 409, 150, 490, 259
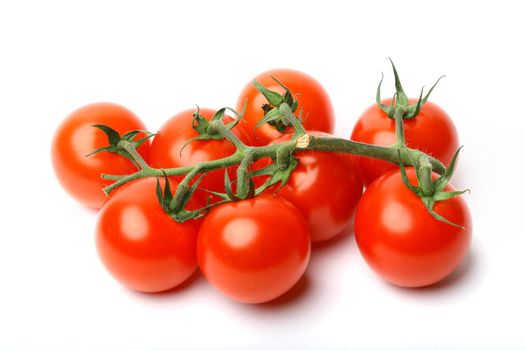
236, 69, 335, 145
354, 168, 471, 287
96, 178, 202, 293
149, 108, 252, 199
197, 195, 310, 303
351, 99, 459, 186
51, 102, 150, 208
259, 131, 362, 243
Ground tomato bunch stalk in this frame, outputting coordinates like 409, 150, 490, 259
99, 85, 450, 223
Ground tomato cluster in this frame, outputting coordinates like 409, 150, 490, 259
51, 66, 472, 304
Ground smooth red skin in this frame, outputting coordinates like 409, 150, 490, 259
96, 178, 202, 293
197, 195, 311, 304
51, 102, 150, 208
351, 99, 459, 186
261, 131, 363, 243
354, 169, 472, 288
236, 69, 335, 145
149, 108, 252, 199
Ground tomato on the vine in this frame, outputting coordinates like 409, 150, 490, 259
351, 99, 459, 186
197, 195, 310, 304
354, 168, 471, 287
51, 102, 150, 208
149, 108, 251, 199
96, 177, 202, 293
236, 69, 335, 145
257, 131, 362, 243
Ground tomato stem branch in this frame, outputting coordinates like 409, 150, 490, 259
211, 120, 247, 150
236, 149, 256, 199
118, 140, 151, 170
103, 135, 445, 196
279, 103, 306, 136
417, 156, 434, 196
393, 106, 407, 146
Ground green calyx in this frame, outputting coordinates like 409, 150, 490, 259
399, 147, 470, 229
377, 58, 445, 120
179, 106, 247, 156
253, 77, 300, 133
155, 172, 211, 222
85, 125, 155, 168
188, 107, 242, 141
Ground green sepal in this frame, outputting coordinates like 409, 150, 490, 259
85, 125, 155, 169
246, 179, 256, 199
170, 197, 235, 222
376, 58, 445, 120
376, 73, 391, 114
123, 130, 156, 147
398, 159, 420, 195
223, 169, 239, 201
163, 174, 174, 207
224, 104, 246, 131
218, 107, 245, 132
251, 77, 301, 135
271, 76, 297, 112
421, 75, 446, 105
398, 147, 469, 229
253, 80, 283, 107
254, 107, 282, 131
85, 146, 114, 157
250, 163, 279, 177
407, 86, 425, 119
291, 99, 299, 113
181, 107, 243, 155
197, 188, 229, 201
155, 174, 174, 213
433, 189, 470, 201
155, 177, 164, 209
388, 57, 409, 106
190, 107, 238, 138
93, 124, 120, 144
210, 108, 226, 124
434, 146, 462, 193
271, 120, 288, 133
406, 75, 446, 119
191, 108, 212, 136
155, 171, 213, 222
423, 199, 465, 229
174, 174, 207, 212
266, 157, 298, 191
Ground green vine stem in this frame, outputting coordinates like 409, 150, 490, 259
102, 126, 445, 196
98, 71, 453, 222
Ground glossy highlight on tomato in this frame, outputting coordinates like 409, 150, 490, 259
237, 69, 335, 145
96, 178, 202, 293
351, 99, 459, 186
354, 168, 471, 287
149, 108, 251, 198
51, 102, 150, 208
261, 131, 363, 243
197, 195, 310, 303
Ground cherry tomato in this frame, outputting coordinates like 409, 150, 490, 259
236, 69, 335, 145
96, 178, 202, 293
149, 108, 252, 198
258, 131, 362, 243
354, 168, 471, 287
351, 99, 459, 186
197, 195, 310, 303
51, 102, 150, 208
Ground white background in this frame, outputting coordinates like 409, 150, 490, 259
1, 1, 524, 349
